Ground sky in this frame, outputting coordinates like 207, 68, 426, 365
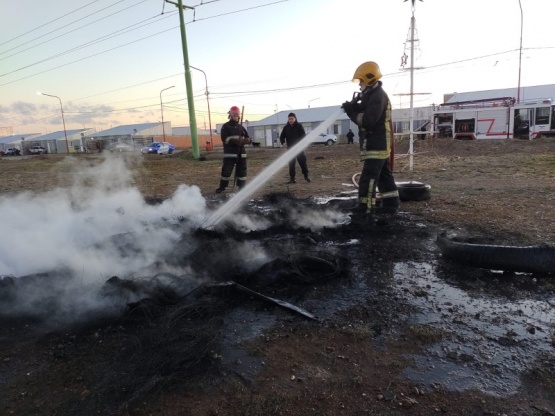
1, 0, 553, 135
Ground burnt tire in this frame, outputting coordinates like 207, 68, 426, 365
396, 181, 431, 202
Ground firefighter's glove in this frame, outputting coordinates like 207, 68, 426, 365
341, 101, 356, 117
239, 137, 251, 146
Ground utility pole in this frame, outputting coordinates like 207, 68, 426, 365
408, 4, 416, 172
166, 0, 199, 159
517, 0, 523, 104
402, 0, 423, 172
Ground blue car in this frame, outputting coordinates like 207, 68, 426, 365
140, 141, 175, 155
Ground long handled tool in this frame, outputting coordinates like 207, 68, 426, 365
232, 106, 245, 191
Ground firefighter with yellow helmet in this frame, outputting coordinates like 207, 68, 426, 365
215, 106, 251, 193
341, 61, 399, 219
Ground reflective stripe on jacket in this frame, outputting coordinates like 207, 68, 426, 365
352, 81, 392, 160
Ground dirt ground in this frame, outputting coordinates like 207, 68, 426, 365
1, 137, 555, 416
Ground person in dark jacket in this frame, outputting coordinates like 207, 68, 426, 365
279, 112, 310, 183
346, 129, 355, 144
215, 105, 251, 193
341, 61, 399, 219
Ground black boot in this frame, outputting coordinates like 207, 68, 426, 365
349, 204, 373, 225
304, 174, 311, 183
375, 197, 400, 215
215, 180, 227, 193
288, 177, 296, 184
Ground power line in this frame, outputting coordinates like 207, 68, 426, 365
71, 73, 184, 103
0, 13, 175, 78
209, 80, 350, 97
0, 26, 177, 87
0, 0, 103, 48
0, 0, 287, 88
0, 1, 160, 63
0, 0, 138, 57
191, 0, 288, 22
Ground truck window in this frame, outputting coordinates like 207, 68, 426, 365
535, 107, 550, 125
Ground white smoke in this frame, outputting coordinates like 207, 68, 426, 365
0, 156, 207, 282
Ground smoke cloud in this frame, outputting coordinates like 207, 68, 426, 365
0, 156, 206, 282
0, 155, 347, 322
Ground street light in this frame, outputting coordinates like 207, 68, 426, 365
198, 114, 206, 130
37, 91, 69, 154
190, 66, 213, 148
160, 85, 175, 141
308, 97, 320, 108
275, 104, 279, 146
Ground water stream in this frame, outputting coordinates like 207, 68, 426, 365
202, 107, 344, 229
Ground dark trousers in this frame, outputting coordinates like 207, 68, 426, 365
358, 158, 398, 211
288, 151, 309, 179
219, 156, 247, 188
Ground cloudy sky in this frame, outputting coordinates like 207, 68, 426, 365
1, 0, 553, 135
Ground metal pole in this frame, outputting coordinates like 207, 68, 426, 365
39, 92, 69, 154
517, 0, 523, 104
190, 65, 213, 148
160, 85, 175, 141
409, 7, 415, 171
275, 104, 278, 145
198, 114, 206, 130
168, 0, 199, 159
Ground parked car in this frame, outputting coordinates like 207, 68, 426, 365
4, 148, 21, 156
29, 145, 47, 154
311, 133, 337, 146
108, 142, 134, 153
140, 141, 175, 155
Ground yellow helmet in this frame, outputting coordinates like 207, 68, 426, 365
352, 61, 382, 86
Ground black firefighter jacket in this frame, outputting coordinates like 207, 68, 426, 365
348, 81, 393, 160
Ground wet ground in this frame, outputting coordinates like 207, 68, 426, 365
207, 194, 555, 397
1, 192, 554, 415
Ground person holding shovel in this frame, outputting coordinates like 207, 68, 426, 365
215, 106, 251, 193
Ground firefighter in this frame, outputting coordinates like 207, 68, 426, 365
215, 106, 251, 193
341, 61, 399, 219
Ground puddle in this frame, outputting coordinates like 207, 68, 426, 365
394, 260, 555, 396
